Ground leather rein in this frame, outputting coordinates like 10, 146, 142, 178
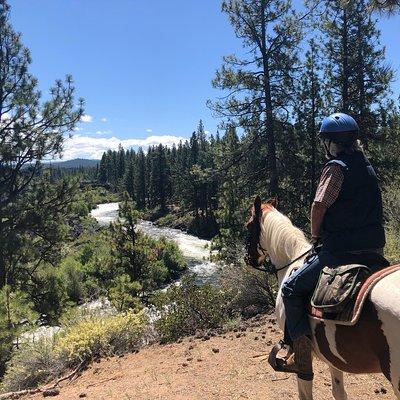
252, 246, 314, 274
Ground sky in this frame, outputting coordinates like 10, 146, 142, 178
7, 0, 400, 160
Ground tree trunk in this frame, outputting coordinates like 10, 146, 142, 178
260, 0, 279, 197
310, 44, 317, 204
341, 8, 350, 113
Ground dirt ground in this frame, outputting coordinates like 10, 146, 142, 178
23, 315, 396, 400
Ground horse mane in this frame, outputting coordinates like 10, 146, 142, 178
261, 208, 311, 270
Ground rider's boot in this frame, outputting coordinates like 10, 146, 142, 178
269, 335, 314, 380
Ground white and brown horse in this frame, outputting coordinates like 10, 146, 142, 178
245, 196, 400, 400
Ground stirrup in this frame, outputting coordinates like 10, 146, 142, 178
268, 340, 314, 380
268, 340, 294, 372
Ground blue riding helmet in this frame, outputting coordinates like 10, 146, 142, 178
319, 113, 359, 144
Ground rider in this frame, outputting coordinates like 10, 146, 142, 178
275, 113, 386, 380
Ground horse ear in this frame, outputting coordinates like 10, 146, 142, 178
254, 195, 262, 213
267, 197, 278, 209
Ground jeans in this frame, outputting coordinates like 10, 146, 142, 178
281, 250, 341, 341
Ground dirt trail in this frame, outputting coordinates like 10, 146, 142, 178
23, 316, 396, 400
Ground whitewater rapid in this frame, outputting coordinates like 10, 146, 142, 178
90, 202, 219, 285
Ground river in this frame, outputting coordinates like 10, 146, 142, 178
90, 202, 220, 285
19, 203, 220, 343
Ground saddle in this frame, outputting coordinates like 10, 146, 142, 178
309, 253, 399, 325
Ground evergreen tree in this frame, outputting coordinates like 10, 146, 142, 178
135, 147, 147, 209
322, 0, 394, 142
0, 1, 83, 289
210, 0, 303, 196
124, 160, 135, 199
99, 153, 108, 183
294, 39, 325, 204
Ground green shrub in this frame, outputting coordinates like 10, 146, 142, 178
383, 180, 400, 264
157, 237, 186, 279
0, 286, 38, 378
153, 274, 233, 342
108, 275, 143, 312
1, 337, 62, 392
60, 258, 85, 303
384, 226, 400, 264
219, 263, 277, 317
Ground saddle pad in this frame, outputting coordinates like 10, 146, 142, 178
309, 264, 400, 326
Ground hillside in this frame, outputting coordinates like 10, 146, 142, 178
45, 159, 100, 169
22, 315, 395, 400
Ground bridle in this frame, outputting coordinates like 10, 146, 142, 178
245, 208, 314, 275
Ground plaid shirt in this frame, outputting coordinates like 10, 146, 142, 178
314, 163, 344, 208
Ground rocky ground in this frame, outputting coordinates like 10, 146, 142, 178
22, 315, 396, 400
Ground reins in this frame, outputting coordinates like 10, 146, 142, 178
250, 246, 314, 274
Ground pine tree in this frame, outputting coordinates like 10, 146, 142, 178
99, 153, 108, 183
214, 126, 247, 262
210, 0, 303, 196
294, 39, 325, 204
0, 1, 83, 289
135, 148, 147, 209
124, 160, 135, 199
117, 144, 126, 182
322, 0, 394, 141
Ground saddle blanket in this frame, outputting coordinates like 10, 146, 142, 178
309, 264, 400, 325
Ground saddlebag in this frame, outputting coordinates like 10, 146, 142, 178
311, 264, 371, 321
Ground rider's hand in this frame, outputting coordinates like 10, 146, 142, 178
311, 236, 321, 246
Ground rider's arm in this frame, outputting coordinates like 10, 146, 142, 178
311, 202, 327, 239
311, 164, 344, 239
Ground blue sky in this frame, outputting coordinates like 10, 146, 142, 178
8, 0, 400, 160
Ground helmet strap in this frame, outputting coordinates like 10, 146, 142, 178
323, 140, 334, 159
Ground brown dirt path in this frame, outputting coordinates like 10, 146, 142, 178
23, 316, 396, 400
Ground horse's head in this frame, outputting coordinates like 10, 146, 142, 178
245, 196, 277, 267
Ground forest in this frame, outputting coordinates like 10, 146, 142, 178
1, 0, 400, 394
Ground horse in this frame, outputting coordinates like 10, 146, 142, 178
245, 196, 400, 400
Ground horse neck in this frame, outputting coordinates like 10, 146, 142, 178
260, 210, 311, 286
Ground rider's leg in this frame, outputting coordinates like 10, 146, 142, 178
272, 251, 340, 378
281, 250, 339, 341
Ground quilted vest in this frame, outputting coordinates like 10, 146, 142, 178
321, 150, 385, 253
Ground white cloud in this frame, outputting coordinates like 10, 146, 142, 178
101, 117, 107, 122
73, 126, 83, 131
60, 134, 187, 160
95, 130, 112, 135
81, 114, 93, 123
145, 128, 153, 133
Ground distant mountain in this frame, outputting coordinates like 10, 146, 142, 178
45, 158, 100, 169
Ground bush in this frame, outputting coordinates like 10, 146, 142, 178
60, 258, 85, 303
108, 275, 143, 312
219, 263, 277, 318
1, 310, 147, 392
1, 337, 62, 392
153, 274, 233, 342
384, 226, 400, 264
55, 310, 147, 366
383, 180, 400, 263
157, 237, 186, 279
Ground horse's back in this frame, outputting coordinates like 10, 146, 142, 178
370, 269, 400, 319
